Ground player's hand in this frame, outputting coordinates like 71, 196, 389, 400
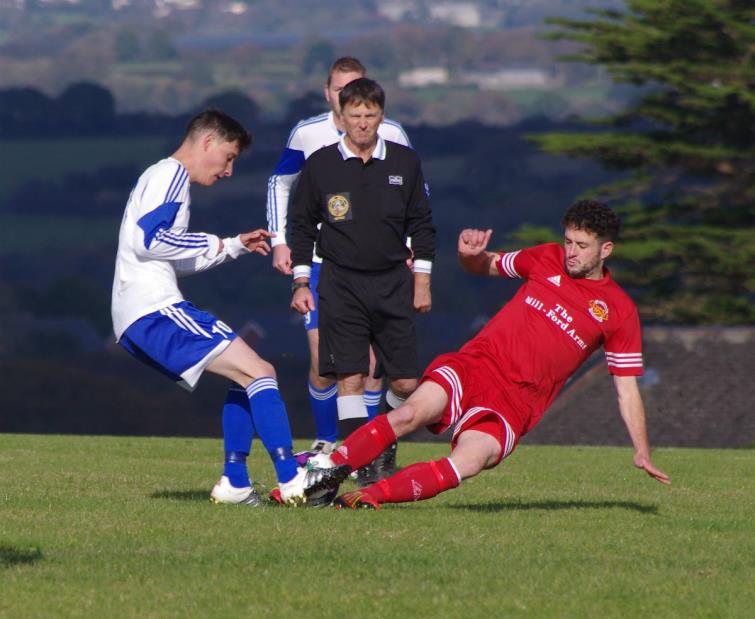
239, 229, 273, 256
413, 273, 432, 313
291, 287, 315, 315
272, 244, 292, 275
458, 229, 493, 257
634, 453, 671, 485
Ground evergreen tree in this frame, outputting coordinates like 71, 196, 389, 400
530, 0, 754, 323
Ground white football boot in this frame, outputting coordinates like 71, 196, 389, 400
210, 476, 264, 507
277, 467, 308, 506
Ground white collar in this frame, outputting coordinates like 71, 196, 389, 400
337, 134, 386, 161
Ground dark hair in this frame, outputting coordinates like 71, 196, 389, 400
185, 109, 252, 152
338, 77, 385, 111
561, 200, 621, 242
327, 56, 366, 86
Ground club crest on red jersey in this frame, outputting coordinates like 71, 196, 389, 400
588, 299, 609, 323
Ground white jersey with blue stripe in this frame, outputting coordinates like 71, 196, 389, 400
266, 111, 410, 250
112, 157, 233, 339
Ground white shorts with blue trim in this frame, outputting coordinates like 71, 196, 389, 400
119, 301, 236, 391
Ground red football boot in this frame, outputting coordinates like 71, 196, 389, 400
333, 490, 381, 511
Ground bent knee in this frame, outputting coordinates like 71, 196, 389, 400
389, 377, 418, 399
253, 359, 276, 380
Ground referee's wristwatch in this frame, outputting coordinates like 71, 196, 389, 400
291, 281, 309, 292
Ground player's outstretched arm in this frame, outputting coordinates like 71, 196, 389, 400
613, 375, 670, 485
458, 228, 498, 276
238, 229, 273, 256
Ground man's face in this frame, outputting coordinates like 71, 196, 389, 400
563, 225, 613, 280
196, 134, 240, 186
341, 101, 384, 151
324, 70, 363, 116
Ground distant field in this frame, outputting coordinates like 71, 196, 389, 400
0, 214, 120, 254
1, 434, 752, 618
0, 136, 171, 203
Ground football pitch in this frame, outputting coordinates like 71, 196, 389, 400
1, 434, 752, 618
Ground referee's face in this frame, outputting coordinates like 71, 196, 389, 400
341, 102, 384, 152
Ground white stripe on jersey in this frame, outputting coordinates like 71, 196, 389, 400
605, 352, 643, 368
499, 251, 522, 278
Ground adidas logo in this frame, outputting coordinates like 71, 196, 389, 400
411, 479, 423, 501
547, 275, 561, 287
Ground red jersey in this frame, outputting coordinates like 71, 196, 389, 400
460, 243, 643, 435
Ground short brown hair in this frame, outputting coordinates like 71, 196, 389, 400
562, 200, 621, 242
327, 56, 366, 86
338, 77, 385, 111
185, 109, 252, 152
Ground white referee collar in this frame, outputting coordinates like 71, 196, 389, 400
337, 134, 387, 161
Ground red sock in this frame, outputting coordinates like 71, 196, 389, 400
331, 415, 396, 469
365, 457, 460, 504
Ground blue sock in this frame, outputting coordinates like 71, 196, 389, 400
308, 382, 338, 442
222, 387, 254, 488
245, 377, 298, 483
364, 389, 383, 420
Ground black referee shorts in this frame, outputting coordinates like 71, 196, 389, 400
317, 260, 418, 379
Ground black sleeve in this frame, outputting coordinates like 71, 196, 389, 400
290, 158, 321, 267
405, 156, 435, 263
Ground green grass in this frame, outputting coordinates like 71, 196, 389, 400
1, 434, 752, 618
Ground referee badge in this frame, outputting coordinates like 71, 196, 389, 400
326, 193, 352, 222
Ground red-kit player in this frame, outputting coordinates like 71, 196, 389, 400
306, 200, 670, 509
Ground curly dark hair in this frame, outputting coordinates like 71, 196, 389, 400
561, 200, 621, 242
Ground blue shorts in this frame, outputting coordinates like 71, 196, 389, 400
304, 261, 321, 332
119, 301, 236, 391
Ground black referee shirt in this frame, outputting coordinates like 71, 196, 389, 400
290, 138, 435, 272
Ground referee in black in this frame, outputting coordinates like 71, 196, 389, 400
290, 77, 435, 481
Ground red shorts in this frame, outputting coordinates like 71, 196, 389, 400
421, 352, 521, 466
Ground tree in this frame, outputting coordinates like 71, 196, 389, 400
57, 82, 116, 133
115, 28, 141, 63
301, 40, 335, 76
199, 90, 260, 128
529, 0, 755, 324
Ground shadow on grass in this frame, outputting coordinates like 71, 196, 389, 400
149, 489, 207, 502
0, 544, 43, 568
451, 499, 658, 514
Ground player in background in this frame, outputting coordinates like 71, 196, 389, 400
266, 57, 411, 471
112, 109, 320, 507
305, 201, 670, 509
